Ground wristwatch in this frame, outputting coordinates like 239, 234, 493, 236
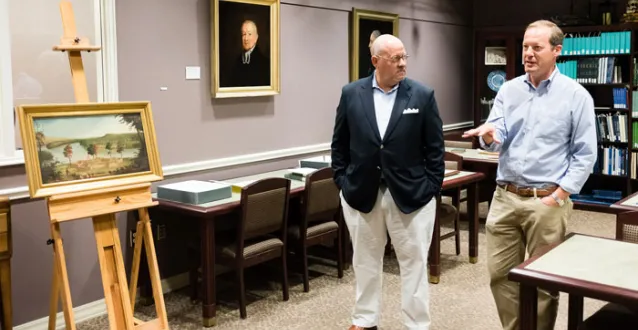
550, 192, 564, 206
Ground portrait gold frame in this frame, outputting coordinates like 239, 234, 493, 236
17, 101, 164, 198
211, 0, 281, 98
350, 8, 400, 82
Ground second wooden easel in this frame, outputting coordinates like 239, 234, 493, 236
46, 2, 169, 329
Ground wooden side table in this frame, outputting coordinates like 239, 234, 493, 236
0, 197, 12, 329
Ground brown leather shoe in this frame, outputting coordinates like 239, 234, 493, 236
348, 326, 378, 330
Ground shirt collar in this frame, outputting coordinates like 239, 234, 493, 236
372, 71, 400, 94
524, 65, 559, 88
242, 45, 256, 64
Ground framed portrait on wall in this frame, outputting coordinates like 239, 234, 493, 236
350, 8, 399, 82
212, 0, 280, 98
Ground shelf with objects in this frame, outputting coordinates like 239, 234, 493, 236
473, 23, 638, 213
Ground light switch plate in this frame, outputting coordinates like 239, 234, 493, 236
185, 66, 201, 80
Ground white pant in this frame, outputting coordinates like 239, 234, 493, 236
341, 187, 436, 330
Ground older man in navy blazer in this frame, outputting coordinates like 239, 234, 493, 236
331, 34, 445, 330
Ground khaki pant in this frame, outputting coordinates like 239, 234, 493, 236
487, 186, 573, 330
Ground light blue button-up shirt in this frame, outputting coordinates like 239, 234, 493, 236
371, 72, 399, 139
480, 67, 597, 194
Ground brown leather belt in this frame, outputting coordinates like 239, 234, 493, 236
497, 183, 557, 197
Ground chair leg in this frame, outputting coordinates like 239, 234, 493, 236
336, 234, 343, 279
237, 268, 247, 319
302, 244, 309, 293
454, 214, 461, 255
281, 249, 289, 301
454, 190, 461, 256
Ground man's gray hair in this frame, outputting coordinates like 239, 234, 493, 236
371, 30, 381, 39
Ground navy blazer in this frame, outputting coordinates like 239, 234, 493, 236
330, 75, 445, 214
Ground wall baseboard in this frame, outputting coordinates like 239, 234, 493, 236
0, 120, 474, 201
15, 299, 106, 330
15, 272, 190, 330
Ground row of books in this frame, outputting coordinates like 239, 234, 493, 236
632, 152, 638, 180
557, 57, 621, 84
632, 122, 638, 149
592, 146, 627, 176
596, 112, 627, 143
612, 87, 629, 109
631, 90, 638, 117
560, 31, 631, 56
571, 189, 623, 206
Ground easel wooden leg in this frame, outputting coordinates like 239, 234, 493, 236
93, 214, 135, 330
48, 261, 59, 330
128, 219, 145, 313
48, 223, 76, 330
0, 258, 12, 329
140, 209, 168, 327
128, 208, 168, 328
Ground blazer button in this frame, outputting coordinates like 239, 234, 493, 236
380, 144, 384, 149
377, 166, 381, 170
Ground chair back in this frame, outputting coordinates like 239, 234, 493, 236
444, 140, 473, 149
239, 177, 290, 242
303, 168, 340, 224
616, 211, 638, 244
444, 151, 463, 170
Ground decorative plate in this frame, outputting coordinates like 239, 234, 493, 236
487, 70, 506, 92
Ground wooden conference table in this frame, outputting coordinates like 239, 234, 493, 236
445, 147, 498, 207
146, 167, 484, 327
508, 232, 638, 330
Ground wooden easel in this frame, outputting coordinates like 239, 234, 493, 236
46, 2, 169, 329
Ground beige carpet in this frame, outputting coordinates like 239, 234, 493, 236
78, 203, 615, 329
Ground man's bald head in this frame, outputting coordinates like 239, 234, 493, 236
370, 34, 407, 89
371, 34, 403, 56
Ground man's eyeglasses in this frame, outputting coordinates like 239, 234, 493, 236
376, 54, 410, 63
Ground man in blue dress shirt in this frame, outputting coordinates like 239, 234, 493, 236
463, 20, 597, 330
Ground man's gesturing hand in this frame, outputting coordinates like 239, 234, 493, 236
462, 123, 500, 145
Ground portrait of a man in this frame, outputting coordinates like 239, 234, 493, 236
213, 0, 280, 98
350, 9, 399, 81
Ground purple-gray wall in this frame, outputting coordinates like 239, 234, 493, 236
2, 0, 473, 325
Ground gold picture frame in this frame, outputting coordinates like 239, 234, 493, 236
350, 8, 399, 82
212, 0, 281, 98
17, 101, 164, 198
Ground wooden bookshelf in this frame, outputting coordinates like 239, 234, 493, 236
474, 23, 638, 212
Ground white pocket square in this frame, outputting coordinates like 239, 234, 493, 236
402, 108, 419, 114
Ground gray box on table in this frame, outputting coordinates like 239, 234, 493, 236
299, 155, 331, 169
157, 180, 232, 205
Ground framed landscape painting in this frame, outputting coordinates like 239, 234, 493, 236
212, 0, 281, 98
350, 8, 399, 82
17, 102, 163, 198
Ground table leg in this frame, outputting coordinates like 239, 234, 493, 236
428, 195, 441, 284
519, 284, 537, 330
467, 182, 479, 263
567, 294, 583, 330
0, 258, 11, 329
201, 219, 216, 327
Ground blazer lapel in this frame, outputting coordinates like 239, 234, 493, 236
382, 80, 412, 141
359, 77, 382, 142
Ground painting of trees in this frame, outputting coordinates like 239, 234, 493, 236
105, 142, 113, 158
